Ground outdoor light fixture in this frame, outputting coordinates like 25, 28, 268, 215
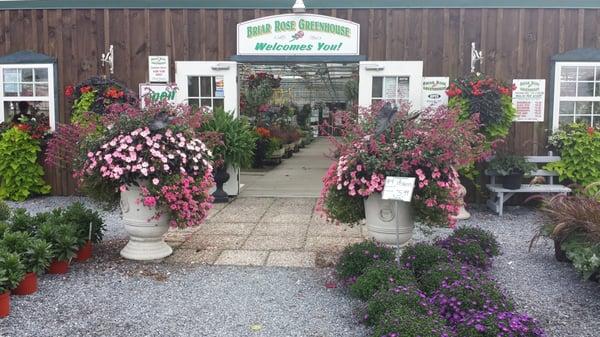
292, 0, 306, 13
211, 63, 231, 70
364, 64, 384, 71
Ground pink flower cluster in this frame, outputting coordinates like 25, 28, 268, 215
335, 155, 385, 197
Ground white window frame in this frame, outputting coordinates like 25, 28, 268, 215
552, 61, 600, 130
358, 61, 424, 110
0, 63, 56, 130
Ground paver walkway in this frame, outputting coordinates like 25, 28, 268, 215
164, 197, 365, 268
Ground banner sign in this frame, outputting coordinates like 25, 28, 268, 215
382, 177, 416, 202
512, 79, 545, 122
149, 56, 169, 82
139, 83, 178, 108
237, 14, 360, 56
422, 77, 449, 108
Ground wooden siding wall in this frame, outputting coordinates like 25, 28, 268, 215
0, 8, 598, 195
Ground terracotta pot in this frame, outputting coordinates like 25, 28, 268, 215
75, 241, 93, 262
0, 291, 9, 318
12, 272, 37, 295
48, 260, 70, 274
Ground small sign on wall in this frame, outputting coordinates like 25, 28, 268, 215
422, 77, 449, 108
382, 177, 416, 202
149, 56, 169, 83
512, 79, 545, 122
139, 83, 178, 108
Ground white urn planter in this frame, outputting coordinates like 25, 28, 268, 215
120, 183, 172, 260
364, 192, 414, 246
453, 182, 471, 220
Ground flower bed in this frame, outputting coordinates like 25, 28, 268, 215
335, 227, 547, 337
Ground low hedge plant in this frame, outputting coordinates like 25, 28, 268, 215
449, 226, 500, 257
336, 240, 396, 280
417, 262, 480, 295
436, 236, 490, 269
349, 262, 416, 301
373, 304, 451, 337
400, 243, 451, 278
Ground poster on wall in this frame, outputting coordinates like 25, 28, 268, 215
422, 77, 449, 108
139, 83, 178, 108
148, 56, 169, 83
214, 76, 225, 98
512, 79, 545, 122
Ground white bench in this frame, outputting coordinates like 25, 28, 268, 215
485, 154, 571, 215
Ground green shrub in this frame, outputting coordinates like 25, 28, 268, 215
350, 262, 416, 301
8, 208, 37, 234
362, 286, 427, 326
561, 235, 600, 281
1, 231, 52, 275
324, 186, 365, 225
62, 202, 105, 244
0, 251, 25, 293
455, 311, 547, 337
372, 304, 450, 337
418, 262, 479, 295
436, 236, 490, 269
450, 226, 500, 257
336, 241, 396, 280
400, 243, 450, 278
0, 127, 51, 201
37, 221, 79, 262
0, 200, 10, 221
0, 222, 8, 237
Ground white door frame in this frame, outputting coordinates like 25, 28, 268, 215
358, 61, 424, 110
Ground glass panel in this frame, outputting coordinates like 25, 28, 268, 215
187, 76, 199, 97
597, 83, 600, 97
200, 77, 213, 97
558, 115, 574, 126
34, 68, 48, 82
560, 66, 578, 81
560, 82, 576, 96
3, 84, 18, 96
371, 98, 382, 105
20, 84, 33, 96
3, 101, 49, 124
371, 77, 383, 98
35, 84, 48, 96
21, 69, 33, 82
200, 98, 212, 107
577, 82, 594, 97
576, 102, 593, 115
578, 66, 595, 81
213, 98, 224, 110
559, 101, 575, 115
383, 77, 397, 99
597, 67, 600, 81
188, 98, 199, 107
3, 69, 18, 82
213, 77, 225, 98
575, 115, 592, 125
397, 77, 410, 99
594, 102, 600, 115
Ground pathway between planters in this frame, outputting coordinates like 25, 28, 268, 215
164, 197, 364, 268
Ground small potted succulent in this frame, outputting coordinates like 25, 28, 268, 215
62, 202, 105, 262
488, 154, 537, 190
1, 231, 52, 295
37, 219, 79, 274
0, 251, 26, 318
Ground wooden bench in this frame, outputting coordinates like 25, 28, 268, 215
485, 154, 571, 215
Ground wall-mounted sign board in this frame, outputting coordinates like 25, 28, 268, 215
422, 77, 449, 108
237, 14, 360, 56
149, 56, 169, 83
512, 79, 545, 122
139, 83, 177, 108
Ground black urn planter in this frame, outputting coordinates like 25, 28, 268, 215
212, 165, 230, 203
252, 139, 268, 169
553, 239, 570, 262
501, 172, 523, 190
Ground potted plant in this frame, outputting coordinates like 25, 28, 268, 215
266, 137, 284, 164
317, 104, 487, 244
7, 208, 37, 234
0, 251, 26, 318
62, 202, 105, 262
488, 154, 536, 190
76, 102, 215, 260
253, 127, 271, 168
1, 231, 52, 295
200, 108, 257, 203
37, 219, 79, 274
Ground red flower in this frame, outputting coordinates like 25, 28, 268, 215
588, 127, 595, 136
80, 85, 93, 94
64, 85, 74, 97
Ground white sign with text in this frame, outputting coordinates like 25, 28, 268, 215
382, 177, 416, 202
139, 83, 178, 108
149, 56, 169, 83
422, 77, 449, 108
513, 79, 545, 122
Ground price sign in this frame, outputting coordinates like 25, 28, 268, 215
382, 177, 416, 202
148, 55, 169, 83
512, 79, 545, 122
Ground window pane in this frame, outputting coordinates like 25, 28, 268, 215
213, 98, 224, 110
3, 84, 18, 96
187, 76, 199, 97
34, 68, 48, 82
383, 77, 397, 99
559, 101, 575, 115
559, 115, 574, 126
575, 115, 592, 125
35, 84, 48, 96
188, 98, 199, 107
398, 77, 410, 99
372, 98, 382, 105
560, 82, 576, 96
372, 77, 383, 98
578, 66, 595, 81
576, 101, 593, 115
3, 101, 49, 124
595, 102, 600, 115
560, 66, 578, 81
3, 69, 18, 82
21, 69, 33, 82
214, 77, 225, 98
577, 82, 594, 97
20, 84, 33, 96
200, 77, 213, 97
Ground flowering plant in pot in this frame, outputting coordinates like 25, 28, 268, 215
61, 202, 105, 262
36, 219, 79, 274
317, 104, 487, 244
76, 102, 214, 260
0, 251, 26, 318
487, 154, 536, 190
0, 231, 52, 295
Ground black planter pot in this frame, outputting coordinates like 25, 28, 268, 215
553, 239, 570, 262
212, 165, 230, 203
501, 172, 523, 190
253, 139, 268, 168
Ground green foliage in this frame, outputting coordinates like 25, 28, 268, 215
324, 186, 365, 225
417, 262, 472, 295
350, 262, 416, 301
561, 235, 600, 281
1, 231, 52, 275
450, 226, 500, 257
71, 91, 97, 125
0, 251, 25, 293
1, 231, 30, 255
8, 208, 37, 234
488, 154, 537, 176
0, 127, 51, 201
62, 202, 105, 244
545, 123, 600, 188
0, 222, 7, 237
400, 243, 450, 278
336, 241, 396, 280
37, 221, 79, 262
0, 200, 10, 221
363, 287, 429, 326
266, 137, 283, 156
436, 237, 490, 269
372, 304, 450, 337
200, 109, 257, 168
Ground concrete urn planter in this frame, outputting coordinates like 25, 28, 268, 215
120, 182, 172, 260
364, 192, 414, 246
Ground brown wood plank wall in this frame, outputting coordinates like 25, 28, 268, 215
0, 8, 598, 195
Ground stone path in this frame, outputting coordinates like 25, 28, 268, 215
164, 197, 365, 268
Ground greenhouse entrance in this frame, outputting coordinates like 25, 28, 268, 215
237, 62, 359, 197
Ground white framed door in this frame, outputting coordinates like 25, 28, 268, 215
175, 61, 240, 196
358, 61, 424, 111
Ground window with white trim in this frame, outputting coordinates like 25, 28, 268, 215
0, 64, 56, 130
553, 62, 600, 129
186, 75, 225, 111
371, 76, 410, 106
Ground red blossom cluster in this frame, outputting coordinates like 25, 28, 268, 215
447, 76, 515, 98
104, 87, 125, 99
